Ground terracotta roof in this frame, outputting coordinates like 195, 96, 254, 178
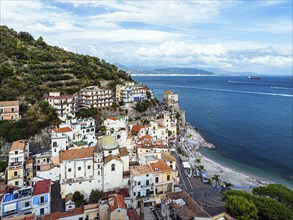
53, 127, 72, 133
5, 213, 34, 220
60, 147, 94, 161
127, 209, 141, 220
109, 194, 126, 212
138, 135, 153, 142
131, 125, 145, 133
26, 159, 33, 164
10, 140, 27, 151
166, 191, 210, 219
33, 179, 50, 196
162, 152, 176, 162
84, 203, 99, 211
119, 147, 129, 156
107, 116, 118, 121
102, 188, 130, 199
103, 154, 122, 164
44, 207, 84, 219
130, 165, 152, 176
0, 100, 19, 107
149, 159, 172, 172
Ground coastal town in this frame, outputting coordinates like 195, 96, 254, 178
0, 82, 240, 220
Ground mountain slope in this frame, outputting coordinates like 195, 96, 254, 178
0, 25, 133, 102
154, 67, 214, 75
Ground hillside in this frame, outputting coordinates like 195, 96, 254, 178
0, 26, 134, 143
0, 25, 133, 102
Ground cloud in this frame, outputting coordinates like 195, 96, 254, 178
0, 0, 292, 74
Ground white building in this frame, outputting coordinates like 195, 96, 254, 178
44, 92, 78, 121
79, 86, 114, 108
59, 135, 129, 200
103, 115, 128, 132
129, 165, 154, 208
163, 90, 179, 111
116, 82, 147, 103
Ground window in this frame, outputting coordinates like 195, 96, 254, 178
14, 171, 18, 177
155, 177, 159, 183
11, 116, 14, 120
146, 180, 149, 185
40, 208, 44, 215
98, 164, 100, 169
167, 175, 170, 181
78, 167, 81, 171
15, 181, 19, 186
109, 150, 112, 154
47, 158, 50, 163
170, 164, 173, 169
98, 171, 100, 175
68, 168, 72, 172
138, 192, 141, 197
133, 192, 136, 196
25, 201, 30, 207
146, 174, 149, 177
88, 165, 91, 169
111, 164, 115, 171
43, 159, 46, 162
138, 181, 141, 185
40, 196, 45, 204
38, 160, 40, 163
15, 151, 18, 155
53, 142, 57, 147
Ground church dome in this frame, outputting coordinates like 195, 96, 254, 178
99, 135, 118, 151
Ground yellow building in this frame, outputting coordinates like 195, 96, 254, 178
162, 152, 179, 185
7, 165, 24, 187
148, 158, 175, 204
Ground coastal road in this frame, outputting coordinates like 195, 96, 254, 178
172, 149, 193, 193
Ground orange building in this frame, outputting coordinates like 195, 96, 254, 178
0, 101, 20, 121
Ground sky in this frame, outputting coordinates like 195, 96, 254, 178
1, 0, 292, 75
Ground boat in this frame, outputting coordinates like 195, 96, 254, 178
248, 76, 261, 79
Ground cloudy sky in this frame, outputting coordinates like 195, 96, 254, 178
1, 0, 292, 74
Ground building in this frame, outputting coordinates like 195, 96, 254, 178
0, 100, 20, 121
7, 140, 29, 187
129, 165, 154, 208
44, 92, 78, 121
103, 115, 128, 132
1, 186, 33, 218
161, 191, 211, 220
162, 152, 179, 185
59, 135, 129, 200
32, 179, 51, 217
142, 156, 175, 205
116, 82, 147, 103
163, 90, 179, 111
79, 86, 114, 108
99, 194, 127, 220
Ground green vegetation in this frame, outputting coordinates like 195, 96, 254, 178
0, 101, 60, 142
135, 100, 151, 112
224, 188, 293, 219
89, 189, 103, 204
226, 195, 258, 220
212, 174, 221, 186
0, 25, 134, 142
0, 25, 133, 102
76, 108, 99, 119
72, 191, 84, 207
0, 160, 8, 172
252, 184, 293, 210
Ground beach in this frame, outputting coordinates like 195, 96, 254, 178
183, 125, 271, 187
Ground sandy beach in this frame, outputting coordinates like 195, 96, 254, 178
183, 125, 271, 187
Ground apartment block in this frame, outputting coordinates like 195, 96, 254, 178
0, 101, 20, 121
79, 86, 114, 108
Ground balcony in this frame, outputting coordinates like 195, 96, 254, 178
12, 175, 21, 179
20, 205, 32, 211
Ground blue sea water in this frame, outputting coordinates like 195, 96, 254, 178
134, 76, 293, 187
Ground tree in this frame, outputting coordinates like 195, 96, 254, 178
212, 174, 221, 186
72, 191, 84, 207
89, 189, 103, 204
198, 165, 206, 172
223, 181, 233, 189
252, 184, 293, 210
226, 195, 258, 220
195, 158, 201, 166
0, 160, 8, 172
168, 130, 173, 136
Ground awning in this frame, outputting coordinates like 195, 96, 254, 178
4, 203, 16, 212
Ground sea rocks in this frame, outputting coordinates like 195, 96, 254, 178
184, 124, 216, 149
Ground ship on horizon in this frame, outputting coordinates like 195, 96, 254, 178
248, 76, 261, 79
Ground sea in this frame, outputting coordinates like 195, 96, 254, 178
133, 75, 293, 187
